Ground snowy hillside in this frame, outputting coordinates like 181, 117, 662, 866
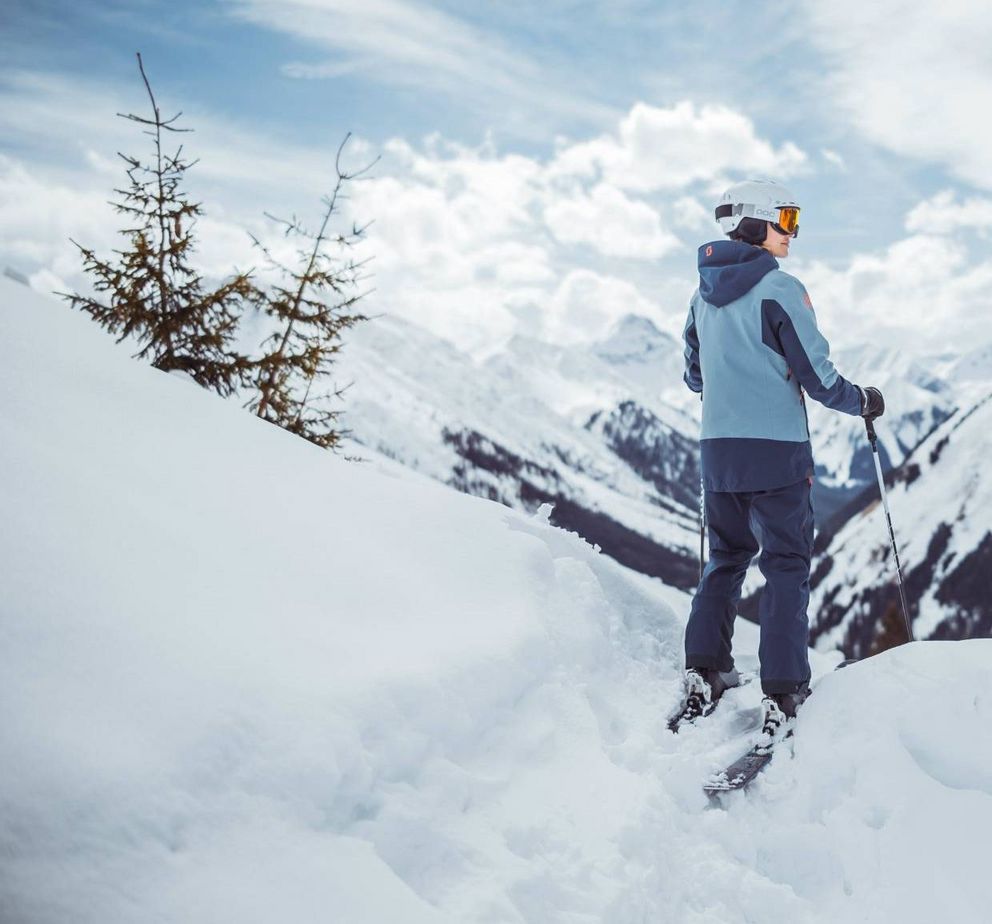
810, 388, 992, 656
2, 277, 992, 923
333, 311, 703, 588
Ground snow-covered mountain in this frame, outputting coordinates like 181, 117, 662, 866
809, 388, 992, 657
944, 340, 992, 386
4, 276, 992, 924
806, 343, 957, 522
588, 313, 697, 415
334, 305, 988, 607
334, 311, 704, 588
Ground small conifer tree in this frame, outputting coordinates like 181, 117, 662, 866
63, 53, 252, 396
246, 133, 378, 449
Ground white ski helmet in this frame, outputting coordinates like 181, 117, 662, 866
715, 179, 800, 240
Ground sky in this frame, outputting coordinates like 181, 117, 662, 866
2, 0, 991, 357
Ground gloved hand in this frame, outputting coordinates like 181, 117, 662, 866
860, 386, 885, 420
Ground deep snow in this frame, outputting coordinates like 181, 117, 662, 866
1, 276, 990, 923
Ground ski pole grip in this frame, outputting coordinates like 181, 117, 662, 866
864, 416, 877, 448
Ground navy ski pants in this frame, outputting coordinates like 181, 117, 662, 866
684, 477, 814, 695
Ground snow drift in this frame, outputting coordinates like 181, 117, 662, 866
1, 276, 990, 923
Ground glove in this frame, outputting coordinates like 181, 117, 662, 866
860, 386, 885, 420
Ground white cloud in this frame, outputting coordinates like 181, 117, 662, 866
0, 68, 811, 354
542, 182, 681, 259
547, 101, 808, 192
0, 155, 118, 285
822, 149, 846, 171
543, 269, 665, 345
800, 1, 992, 190
905, 190, 992, 235
474, 241, 556, 287
795, 232, 992, 351
671, 196, 713, 231
341, 131, 701, 348
0, 152, 281, 313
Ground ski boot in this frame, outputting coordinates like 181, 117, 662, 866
667, 666, 741, 732
757, 684, 810, 751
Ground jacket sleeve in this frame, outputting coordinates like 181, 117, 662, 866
682, 302, 703, 394
761, 278, 862, 415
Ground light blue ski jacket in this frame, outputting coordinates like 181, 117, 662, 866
683, 240, 863, 492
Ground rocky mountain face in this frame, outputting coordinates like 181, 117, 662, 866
805, 343, 957, 524
808, 387, 992, 657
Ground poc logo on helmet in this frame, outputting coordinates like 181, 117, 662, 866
705, 245, 713, 257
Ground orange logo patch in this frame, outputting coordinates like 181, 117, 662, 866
705, 245, 713, 257
802, 291, 813, 310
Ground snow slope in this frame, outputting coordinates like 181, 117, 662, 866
2, 277, 991, 923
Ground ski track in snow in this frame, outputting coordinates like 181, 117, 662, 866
1, 277, 991, 923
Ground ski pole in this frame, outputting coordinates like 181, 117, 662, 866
864, 417, 914, 642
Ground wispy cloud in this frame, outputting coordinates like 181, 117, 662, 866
0, 68, 356, 206
220, 0, 618, 133
224, 0, 518, 86
280, 58, 372, 80
821, 149, 846, 171
800, 0, 992, 190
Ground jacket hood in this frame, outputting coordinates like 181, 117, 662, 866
698, 240, 778, 308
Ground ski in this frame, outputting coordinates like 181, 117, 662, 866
702, 660, 855, 796
703, 730, 792, 794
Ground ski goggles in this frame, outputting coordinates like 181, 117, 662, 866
773, 206, 800, 235
716, 203, 800, 236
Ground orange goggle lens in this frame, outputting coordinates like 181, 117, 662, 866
775, 207, 800, 234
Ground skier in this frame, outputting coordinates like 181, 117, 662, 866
671, 179, 885, 741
